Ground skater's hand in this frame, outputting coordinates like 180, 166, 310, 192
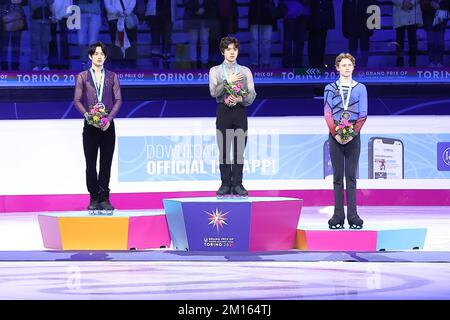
342, 136, 354, 145
227, 95, 241, 106
228, 72, 243, 83
335, 135, 343, 144
101, 120, 110, 131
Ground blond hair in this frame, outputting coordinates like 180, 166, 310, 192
335, 53, 356, 67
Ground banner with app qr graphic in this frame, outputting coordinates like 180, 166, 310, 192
118, 131, 450, 182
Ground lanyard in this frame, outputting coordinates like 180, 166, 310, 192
337, 79, 353, 111
222, 62, 239, 83
89, 68, 105, 104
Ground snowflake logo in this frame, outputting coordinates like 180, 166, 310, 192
205, 208, 229, 233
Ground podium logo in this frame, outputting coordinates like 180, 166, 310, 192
204, 208, 229, 233
437, 143, 450, 171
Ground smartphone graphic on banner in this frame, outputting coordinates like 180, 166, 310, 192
368, 137, 404, 179
323, 140, 359, 179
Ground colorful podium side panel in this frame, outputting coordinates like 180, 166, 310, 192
249, 200, 303, 251
38, 214, 62, 250
296, 227, 428, 251
163, 200, 189, 250
376, 228, 427, 251
128, 215, 171, 250
59, 217, 129, 250
182, 201, 252, 251
296, 229, 378, 251
163, 197, 303, 252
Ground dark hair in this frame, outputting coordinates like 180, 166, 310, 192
219, 36, 240, 54
88, 42, 108, 57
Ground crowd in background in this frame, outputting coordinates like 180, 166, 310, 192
0, 0, 449, 71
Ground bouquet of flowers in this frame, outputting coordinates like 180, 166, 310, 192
334, 118, 355, 142
224, 81, 247, 107
85, 103, 109, 128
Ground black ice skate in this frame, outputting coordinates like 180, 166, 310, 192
216, 184, 231, 199
232, 184, 248, 198
328, 213, 345, 229
347, 213, 364, 229
98, 188, 115, 215
88, 194, 100, 215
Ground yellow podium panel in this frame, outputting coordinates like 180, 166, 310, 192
59, 217, 129, 250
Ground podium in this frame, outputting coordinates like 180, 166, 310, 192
296, 227, 427, 251
38, 211, 171, 250
163, 197, 303, 252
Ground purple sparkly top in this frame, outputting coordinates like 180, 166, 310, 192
73, 69, 122, 122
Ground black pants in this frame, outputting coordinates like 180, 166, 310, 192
49, 18, 69, 69
1, 30, 22, 70
349, 34, 370, 67
147, 16, 172, 63
83, 121, 116, 197
283, 17, 307, 68
395, 25, 418, 66
329, 133, 360, 218
308, 28, 328, 68
216, 103, 248, 186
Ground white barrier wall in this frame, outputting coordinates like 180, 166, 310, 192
1, 115, 450, 196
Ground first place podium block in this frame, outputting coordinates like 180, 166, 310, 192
163, 197, 303, 252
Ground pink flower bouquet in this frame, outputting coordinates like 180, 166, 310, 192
224, 81, 247, 107
86, 103, 109, 128
334, 118, 355, 142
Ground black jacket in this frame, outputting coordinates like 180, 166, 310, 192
248, 0, 279, 29
183, 0, 218, 29
342, 0, 376, 39
307, 0, 335, 30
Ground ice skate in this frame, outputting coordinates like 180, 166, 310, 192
216, 184, 231, 199
347, 213, 364, 229
87, 195, 99, 215
98, 188, 115, 216
232, 184, 248, 198
328, 213, 345, 229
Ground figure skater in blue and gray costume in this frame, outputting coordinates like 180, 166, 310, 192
324, 53, 368, 229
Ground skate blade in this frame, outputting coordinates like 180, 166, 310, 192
88, 210, 104, 216
88, 210, 114, 216
329, 225, 345, 230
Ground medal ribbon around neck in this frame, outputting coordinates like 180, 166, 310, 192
222, 62, 239, 83
90, 68, 105, 104
338, 78, 353, 120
